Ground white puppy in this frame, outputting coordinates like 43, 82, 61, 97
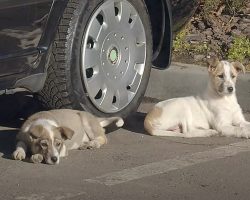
144, 57, 250, 138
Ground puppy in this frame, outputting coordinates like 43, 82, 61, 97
144, 57, 250, 138
13, 109, 124, 164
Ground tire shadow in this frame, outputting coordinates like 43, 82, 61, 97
0, 92, 43, 159
123, 112, 147, 135
0, 129, 17, 159
0, 92, 43, 125
122, 96, 160, 135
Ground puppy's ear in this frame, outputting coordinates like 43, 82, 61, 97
29, 125, 44, 140
57, 127, 74, 140
231, 61, 246, 74
207, 56, 220, 72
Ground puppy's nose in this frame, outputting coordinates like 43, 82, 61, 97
228, 87, 234, 93
51, 156, 58, 163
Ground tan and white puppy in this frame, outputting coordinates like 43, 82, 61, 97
144, 57, 250, 138
13, 109, 124, 164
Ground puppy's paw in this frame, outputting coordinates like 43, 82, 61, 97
78, 142, 91, 150
244, 132, 250, 139
88, 140, 101, 149
79, 141, 100, 150
13, 149, 26, 160
116, 118, 124, 127
238, 126, 250, 138
31, 154, 44, 164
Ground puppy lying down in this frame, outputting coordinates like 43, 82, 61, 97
13, 109, 124, 164
144, 57, 250, 138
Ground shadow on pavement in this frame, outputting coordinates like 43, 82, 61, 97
0, 129, 17, 159
0, 92, 43, 159
124, 112, 147, 135
0, 92, 42, 125
0, 92, 151, 157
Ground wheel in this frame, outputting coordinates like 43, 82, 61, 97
38, 0, 152, 117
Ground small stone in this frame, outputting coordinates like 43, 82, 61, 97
206, 35, 213, 40
185, 34, 202, 42
220, 15, 230, 23
238, 23, 248, 31
203, 28, 213, 36
212, 27, 221, 35
231, 29, 242, 36
243, 29, 250, 38
194, 54, 205, 61
198, 21, 206, 30
245, 8, 250, 14
232, 17, 240, 24
242, 18, 250, 23
213, 32, 222, 40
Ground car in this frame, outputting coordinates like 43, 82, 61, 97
0, 0, 199, 117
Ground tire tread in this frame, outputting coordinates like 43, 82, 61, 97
38, 0, 79, 109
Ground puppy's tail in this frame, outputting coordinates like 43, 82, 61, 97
98, 117, 124, 128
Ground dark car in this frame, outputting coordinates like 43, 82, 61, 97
0, 0, 198, 117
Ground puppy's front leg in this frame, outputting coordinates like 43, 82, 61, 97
240, 121, 250, 127
216, 125, 250, 138
232, 111, 250, 127
13, 141, 27, 160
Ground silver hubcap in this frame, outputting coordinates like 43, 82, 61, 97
81, 0, 146, 113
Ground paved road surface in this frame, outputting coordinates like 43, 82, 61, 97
0, 64, 250, 200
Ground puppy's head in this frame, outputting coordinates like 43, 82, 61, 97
207, 56, 245, 96
28, 125, 74, 165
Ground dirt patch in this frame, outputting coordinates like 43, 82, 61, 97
173, 1, 250, 71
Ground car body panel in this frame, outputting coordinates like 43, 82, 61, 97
0, 0, 53, 78
0, 0, 68, 91
145, 0, 199, 69
0, 0, 199, 91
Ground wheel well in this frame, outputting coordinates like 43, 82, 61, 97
144, 0, 172, 69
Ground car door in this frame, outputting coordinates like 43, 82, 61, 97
0, 0, 53, 80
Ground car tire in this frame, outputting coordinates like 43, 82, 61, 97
38, 0, 152, 117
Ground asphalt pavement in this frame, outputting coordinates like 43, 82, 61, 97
0, 64, 250, 200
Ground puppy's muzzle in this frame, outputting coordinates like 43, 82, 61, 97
46, 155, 60, 165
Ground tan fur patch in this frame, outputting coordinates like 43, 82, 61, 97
144, 107, 163, 135
232, 61, 246, 74
210, 62, 224, 92
207, 56, 220, 72
54, 127, 74, 140
29, 125, 51, 140
95, 136, 107, 145
212, 62, 224, 76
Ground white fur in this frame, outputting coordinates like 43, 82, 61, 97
145, 61, 250, 138
221, 61, 235, 94
99, 117, 124, 128
116, 119, 124, 127
45, 126, 60, 165
59, 144, 67, 157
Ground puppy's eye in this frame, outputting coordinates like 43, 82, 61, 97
55, 141, 61, 147
40, 140, 48, 149
217, 74, 224, 79
231, 74, 236, 79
